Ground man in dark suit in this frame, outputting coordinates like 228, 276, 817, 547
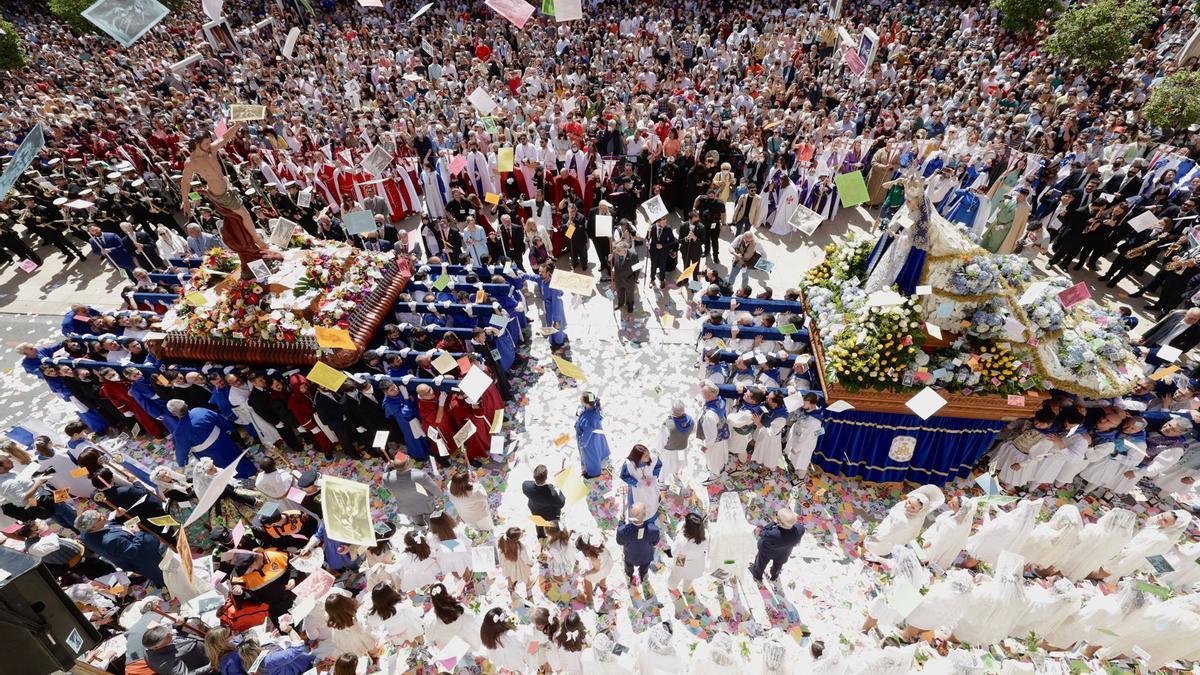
750, 507, 804, 585
521, 464, 565, 540
647, 217, 676, 288
1137, 307, 1200, 365
615, 501, 660, 598
610, 240, 640, 313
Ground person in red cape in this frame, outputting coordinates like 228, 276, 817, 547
287, 374, 335, 458
416, 383, 459, 458
98, 368, 166, 438
447, 393, 492, 467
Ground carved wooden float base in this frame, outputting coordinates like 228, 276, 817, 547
147, 258, 411, 369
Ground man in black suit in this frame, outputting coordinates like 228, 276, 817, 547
647, 217, 677, 288
521, 464, 565, 541
1137, 307, 1200, 365
611, 240, 640, 313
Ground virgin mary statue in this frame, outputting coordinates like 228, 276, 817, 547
864, 175, 932, 295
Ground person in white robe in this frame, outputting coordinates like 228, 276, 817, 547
689, 631, 741, 675
637, 622, 685, 675
424, 584, 483, 654
1080, 418, 1148, 496
480, 609, 537, 673
952, 551, 1030, 646
862, 545, 930, 634
465, 147, 496, 197
666, 512, 710, 593
1162, 540, 1200, 589
784, 397, 823, 477
708, 491, 757, 579
1149, 451, 1200, 495
1020, 503, 1082, 574
1101, 509, 1192, 581
514, 138, 540, 197
1051, 428, 1094, 487
420, 163, 448, 219
863, 485, 944, 558
1057, 508, 1136, 581
1009, 578, 1083, 644
919, 495, 979, 569
1095, 594, 1200, 670
751, 397, 787, 470
768, 176, 800, 236
901, 569, 974, 640
964, 498, 1040, 568
1075, 579, 1152, 657
994, 412, 1062, 487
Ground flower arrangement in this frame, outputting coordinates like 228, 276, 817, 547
1020, 282, 1068, 336
187, 248, 240, 291
996, 255, 1034, 287
175, 279, 312, 342
925, 340, 1041, 396
824, 293, 925, 391
1056, 325, 1127, 374
948, 256, 1002, 296
963, 299, 1010, 339
804, 234, 873, 289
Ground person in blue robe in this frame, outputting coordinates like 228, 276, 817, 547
126, 370, 171, 424
522, 266, 567, 348
61, 306, 99, 336
493, 288, 530, 336
19, 343, 59, 378
305, 522, 361, 573
76, 510, 166, 587
942, 187, 980, 228
381, 380, 431, 461
167, 400, 254, 478
575, 391, 611, 478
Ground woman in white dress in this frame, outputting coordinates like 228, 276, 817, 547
424, 583, 483, 653
620, 444, 663, 521
363, 582, 421, 647
902, 569, 974, 640
637, 622, 685, 675
690, 631, 741, 675
447, 469, 494, 532
155, 226, 187, 262
576, 532, 613, 607
391, 530, 442, 593
1020, 503, 1082, 574
919, 495, 978, 569
1101, 509, 1192, 581
667, 512, 710, 594
1096, 594, 1200, 670
863, 485, 944, 558
480, 607, 537, 673
952, 551, 1030, 646
1073, 579, 1151, 656
964, 498, 1040, 568
421, 161, 448, 219
862, 545, 930, 634
1057, 508, 1136, 582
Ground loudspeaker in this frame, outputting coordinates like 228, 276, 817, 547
0, 548, 101, 674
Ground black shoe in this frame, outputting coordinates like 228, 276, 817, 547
1105, 281, 1116, 288
1129, 290, 1145, 298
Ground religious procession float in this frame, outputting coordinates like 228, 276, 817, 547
802, 176, 1143, 485
148, 226, 410, 367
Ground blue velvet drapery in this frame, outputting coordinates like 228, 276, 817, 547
813, 409, 1003, 485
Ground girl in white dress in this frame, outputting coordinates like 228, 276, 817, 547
1057, 508, 1136, 581
497, 526, 534, 593
919, 495, 978, 569
1009, 578, 1083, 643
447, 469, 495, 532
544, 526, 577, 583
863, 485, 944, 558
667, 512, 710, 593
363, 582, 421, 647
429, 510, 470, 578
392, 530, 442, 593
531, 606, 559, 672
549, 611, 587, 673
480, 607, 537, 673
325, 593, 382, 660
963, 498, 1040, 568
1101, 509, 1192, 581
576, 532, 613, 607
1020, 503, 1082, 574
708, 491, 759, 578
424, 583, 483, 653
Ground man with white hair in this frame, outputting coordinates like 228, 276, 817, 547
750, 507, 804, 585
697, 381, 730, 484
167, 398, 254, 478
655, 400, 695, 489
75, 509, 166, 587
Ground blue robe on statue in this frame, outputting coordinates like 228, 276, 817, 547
523, 274, 567, 347
383, 392, 430, 460
575, 404, 610, 477
172, 407, 253, 478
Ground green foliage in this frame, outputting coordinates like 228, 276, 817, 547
1144, 70, 1200, 131
992, 0, 1063, 33
0, 18, 25, 71
1045, 0, 1157, 69
46, 0, 100, 34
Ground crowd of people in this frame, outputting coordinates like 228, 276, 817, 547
1, 0, 1199, 671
